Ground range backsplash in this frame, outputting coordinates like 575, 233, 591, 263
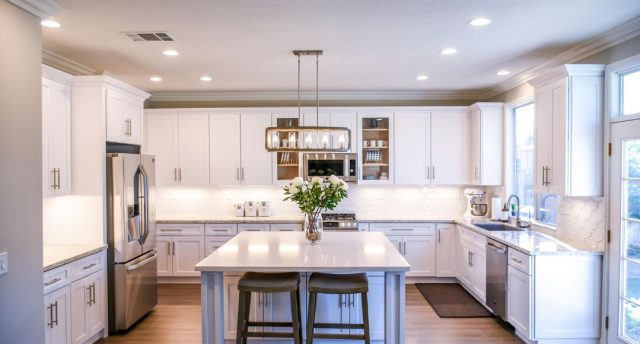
155, 185, 468, 220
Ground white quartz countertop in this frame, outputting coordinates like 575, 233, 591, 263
43, 243, 107, 271
195, 231, 411, 273
156, 216, 304, 224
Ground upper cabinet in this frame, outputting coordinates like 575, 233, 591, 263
42, 65, 72, 197
394, 109, 469, 185
272, 111, 302, 184
469, 103, 503, 186
106, 90, 145, 145
303, 109, 357, 153
146, 112, 210, 186
209, 112, 273, 185
359, 112, 394, 184
528, 64, 604, 196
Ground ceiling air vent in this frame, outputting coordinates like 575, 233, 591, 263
123, 31, 176, 42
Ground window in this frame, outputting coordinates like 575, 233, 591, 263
622, 69, 640, 116
512, 102, 558, 226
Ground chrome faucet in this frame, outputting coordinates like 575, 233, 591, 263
506, 194, 530, 229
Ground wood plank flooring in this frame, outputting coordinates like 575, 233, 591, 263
99, 284, 521, 344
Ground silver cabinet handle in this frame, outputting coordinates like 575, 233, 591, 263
469, 251, 474, 267
511, 257, 523, 264
86, 285, 93, 305
83, 263, 97, 270
127, 253, 158, 271
167, 241, 171, 255
174, 168, 178, 181
432, 166, 435, 180
45, 278, 61, 286
160, 228, 183, 232
172, 242, 176, 256
91, 283, 96, 305
241, 167, 245, 181
545, 166, 551, 186
47, 304, 54, 328
438, 229, 441, 243
50, 169, 56, 189
391, 228, 413, 231
236, 167, 240, 181
52, 301, 59, 327
56, 169, 61, 189
426, 166, 430, 180
178, 168, 182, 181
542, 166, 546, 186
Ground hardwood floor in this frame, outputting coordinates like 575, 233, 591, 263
99, 284, 520, 344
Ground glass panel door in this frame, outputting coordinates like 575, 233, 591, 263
610, 119, 640, 344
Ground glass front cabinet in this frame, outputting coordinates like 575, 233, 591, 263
271, 112, 302, 184
358, 112, 394, 184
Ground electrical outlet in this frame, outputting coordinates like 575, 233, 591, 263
0, 252, 8, 275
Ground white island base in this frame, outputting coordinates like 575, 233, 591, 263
196, 232, 410, 344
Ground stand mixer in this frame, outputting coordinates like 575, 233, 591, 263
464, 188, 488, 218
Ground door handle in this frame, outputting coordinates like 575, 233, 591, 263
127, 253, 158, 271
236, 167, 240, 181
45, 278, 61, 286
172, 242, 176, 256
438, 229, 441, 243
426, 166, 430, 180
91, 283, 96, 305
50, 169, 56, 189
47, 304, 53, 328
82, 263, 97, 270
542, 166, 546, 186
432, 166, 435, 180
87, 285, 93, 305
469, 251, 474, 267
174, 168, 178, 181
52, 301, 59, 327
178, 168, 182, 181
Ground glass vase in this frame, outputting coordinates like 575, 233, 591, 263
304, 213, 323, 244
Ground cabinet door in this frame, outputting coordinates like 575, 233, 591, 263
431, 110, 469, 185
549, 80, 568, 195
42, 78, 72, 196
210, 114, 241, 185
330, 112, 357, 152
349, 275, 384, 340
172, 235, 205, 277
469, 108, 481, 185
124, 98, 143, 145
205, 237, 234, 255
156, 236, 173, 277
302, 110, 331, 149
146, 114, 179, 186
469, 247, 486, 302
241, 113, 273, 185
436, 224, 456, 277
404, 235, 436, 276
478, 106, 502, 186
507, 266, 532, 338
534, 84, 553, 193
85, 271, 105, 337
45, 286, 71, 344
106, 89, 127, 143
386, 235, 403, 254
70, 279, 89, 344
312, 293, 348, 335
223, 276, 261, 340
458, 243, 473, 288
178, 113, 210, 185
394, 111, 429, 184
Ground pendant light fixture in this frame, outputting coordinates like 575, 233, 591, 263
265, 50, 351, 152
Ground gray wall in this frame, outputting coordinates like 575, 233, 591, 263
0, 1, 45, 343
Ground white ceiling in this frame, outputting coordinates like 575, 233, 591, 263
43, 0, 640, 96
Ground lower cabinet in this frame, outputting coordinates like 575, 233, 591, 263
43, 250, 106, 344
435, 223, 456, 277
457, 227, 486, 302
223, 273, 384, 341
507, 265, 532, 338
387, 235, 436, 276
70, 271, 104, 344
157, 235, 205, 277
45, 285, 71, 344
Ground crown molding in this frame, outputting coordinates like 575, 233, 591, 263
73, 75, 151, 100
42, 49, 95, 76
42, 64, 73, 84
8, 0, 64, 19
149, 89, 487, 102
482, 16, 640, 99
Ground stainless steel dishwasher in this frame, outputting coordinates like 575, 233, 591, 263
486, 239, 508, 319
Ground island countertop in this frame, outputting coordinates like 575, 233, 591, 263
195, 231, 410, 273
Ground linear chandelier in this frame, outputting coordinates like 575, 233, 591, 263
264, 50, 351, 152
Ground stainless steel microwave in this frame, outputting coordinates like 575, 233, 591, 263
303, 153, 357, 182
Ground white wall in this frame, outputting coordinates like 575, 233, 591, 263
0, 1, 45, 342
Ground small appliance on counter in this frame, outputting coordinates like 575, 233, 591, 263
244, 201, 258, 217
257, 201, 271, 217
234, 204, 245, 217
464, 188, 488, 218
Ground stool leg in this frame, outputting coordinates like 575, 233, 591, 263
236, 291, 247, 344
290, 291, 301, 344
306, 292, 318, 344
296, 289, 303, 341
361, 292, 370, 344
241, 292, 251, 344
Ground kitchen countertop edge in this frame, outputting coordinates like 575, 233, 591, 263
44, 244, 107, 272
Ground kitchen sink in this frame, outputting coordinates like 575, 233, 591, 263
474, 223, 524, 232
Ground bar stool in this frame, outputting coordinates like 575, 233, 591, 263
306, 272, 370, 343
236, 271, 302, 344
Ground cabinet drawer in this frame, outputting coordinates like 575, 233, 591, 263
206, 223, 238, 236
238, 224, 269, 232
205, 236, 235, 255
69, 252, 104, 281
44, 266, 70, 294
157, 223, 205, 236
270, 223, 302, 232
508, 248, 532, 275
369, 223, 436, 235
460, 227, 487, 249
358, 223, 370, 231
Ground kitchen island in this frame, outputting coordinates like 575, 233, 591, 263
195, 231, 410, 344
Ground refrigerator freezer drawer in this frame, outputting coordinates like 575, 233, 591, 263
113, 250, 158, 331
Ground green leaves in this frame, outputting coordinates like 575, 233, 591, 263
283, 177, 348, 215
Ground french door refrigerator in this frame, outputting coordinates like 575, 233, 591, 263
106, 153, 157, 331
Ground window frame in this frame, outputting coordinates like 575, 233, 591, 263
607, 53, 640, 123
511, 100, 535, 218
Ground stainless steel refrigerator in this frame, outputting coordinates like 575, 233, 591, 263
106, 153, 157, 332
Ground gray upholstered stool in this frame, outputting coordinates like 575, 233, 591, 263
236, 272, 302, 344
306, 272, 370, 343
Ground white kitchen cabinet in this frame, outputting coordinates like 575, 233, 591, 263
209, 113, 272, 185
469, 102, 503, 186
435, 223, 456, 277
44, 285, 71, 344
529, 64, 604, 196
156, 224, 206, 278
205, 236, 235, 255
106, 87, 146, 145
508, 265, 532, 338
172, 236, 205, 277
156, 236, 173, 277
303, 110, 357, 152
42, 67, 72, 197
223, 275, 260, 340
270, 223, 302, 232
469, 247, 486, 302
146, 113, 210, 186
457, 227, 487, 302
394, 109, 469, 185
387, 234, 436, 277
70, 271, 104, 344
359, 112, 394, 184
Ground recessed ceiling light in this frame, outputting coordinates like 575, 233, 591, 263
162, 49, 179, 56
200, 75, 213, 82
416, 75, 429, 81
149, 76, 162, 82
41, 19, 61, 28
440, 48, 458, 55
468, 17, 492, 26
496, 70, 510, 76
